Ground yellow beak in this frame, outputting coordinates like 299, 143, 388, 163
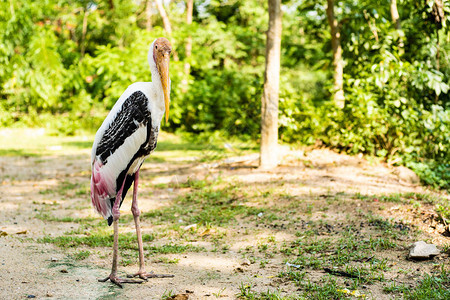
158, 54, 170, 123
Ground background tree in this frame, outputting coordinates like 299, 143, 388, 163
181, 0, 193, 92
326, 0, 345, 109
260, 0, 282, 168
0, 0, 448, 188
146, 0, 153, 31
155, 0, 172, 35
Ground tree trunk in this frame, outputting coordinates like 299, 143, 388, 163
155, 0, 178, 61
326, 0, 345, 109
260, 0, 282, 169
390, 0, 401, 30
431, 0, 445, 102
389, 0, 404, 53
182, 0, 193, 92
146, 0, 152, 31
155, 0, 172, 34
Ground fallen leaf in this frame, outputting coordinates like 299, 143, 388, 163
337, 288, 366, 298
16, 230, 27, 234
0, 231, 8, 236
199, 228, 211, 236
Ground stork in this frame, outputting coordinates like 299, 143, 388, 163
90, 37, 173, 287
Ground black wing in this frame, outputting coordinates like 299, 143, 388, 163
96, 91, 152, 163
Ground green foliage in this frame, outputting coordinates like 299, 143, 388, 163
0, 0, 449, 188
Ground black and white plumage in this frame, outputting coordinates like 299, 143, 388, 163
90, 37, 173, 287
91, 90, 159, 225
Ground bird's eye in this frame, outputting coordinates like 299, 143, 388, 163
155, 45, 158, 49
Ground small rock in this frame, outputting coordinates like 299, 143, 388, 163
46, 292, 53, 297
60, 269, 68, 273
50, 257, 58, 262
168, 294, 189, 300
286, 262, 302, 269
396, 166, 420, 185
409, 241, 440, 259
241, 259, 251, 266
257, 212, 264, 218
183, 224, 197, 231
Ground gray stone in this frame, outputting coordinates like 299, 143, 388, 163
409, 241, 440, 259
396, 166, 420, 185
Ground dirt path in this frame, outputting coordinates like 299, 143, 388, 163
0, 146, 448, 299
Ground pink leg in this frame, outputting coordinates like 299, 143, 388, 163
128, 170, 174, 280
99, 177, 144, 287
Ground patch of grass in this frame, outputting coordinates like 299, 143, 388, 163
355, 192, 443, 205
279, 270, 307, 285
0, 149, 40, 157
39, 230, 154, 249
146, 243, 205, 255
442, 243, 450, 255
301, 276, 352, 299
35, 212, 98, 224
154, 257, 180, 264
382, 266, 449, 298
237, 283, 292, 300
161, 289, 176, 300
384, 282, 410, 294
40, 228, 205, 256
281, 216, 409, 293
39, 181, 86, 197
356, 192, 449, 227
0, 128, 94, 156
142, 183, 267, 227
72, 250, 91, 260
404, 267, 450, 299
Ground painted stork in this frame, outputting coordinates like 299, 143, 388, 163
90, 37, 173, 287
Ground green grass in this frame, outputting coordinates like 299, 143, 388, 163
0, 128, 256, 161
40, 226, 205, 255
141, 182, 267, 227
356, 192, 450, 232
0, 128, 94, 156
40, 230, 155, 249
35, 212, 98, 224
39, 180, 88, 197
404, 269, 450, 299
384, 267, 450, 299
72, 250, 91, 260
237, 283, 293, 300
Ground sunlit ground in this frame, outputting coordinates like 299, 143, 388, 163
0, 128, 448, 299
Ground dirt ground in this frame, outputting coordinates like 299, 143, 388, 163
0, 140, 448, 299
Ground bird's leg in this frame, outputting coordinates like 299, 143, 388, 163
128, 170, 174, 280
99, 178, 144, 287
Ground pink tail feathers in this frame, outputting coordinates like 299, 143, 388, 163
91, 159, 115, 220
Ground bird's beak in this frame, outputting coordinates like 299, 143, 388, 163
158, 54, 170, 123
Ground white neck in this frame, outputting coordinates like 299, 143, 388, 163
148, 40, 166, 125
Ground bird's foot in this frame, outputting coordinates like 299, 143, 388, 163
99, 274, 145, 288
127, 270, 174, 280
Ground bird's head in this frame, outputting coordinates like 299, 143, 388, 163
151, 37, 172, 122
